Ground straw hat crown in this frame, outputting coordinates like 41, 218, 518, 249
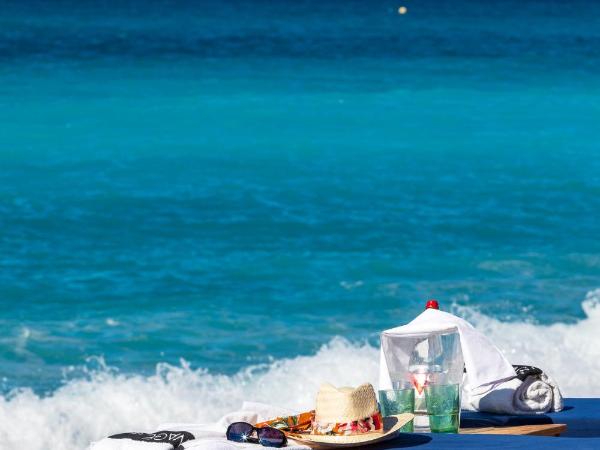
314, 383, 379, 423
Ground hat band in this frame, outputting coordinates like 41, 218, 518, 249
312, 412, 383, 436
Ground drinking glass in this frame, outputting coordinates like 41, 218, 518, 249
378, 388, 415, 432
424, 384, 460, 433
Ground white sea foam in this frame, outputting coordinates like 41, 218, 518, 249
1, 290, 599, 450
0, 339, 380, 450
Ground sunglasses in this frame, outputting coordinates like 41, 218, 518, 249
226, 422, 287, 448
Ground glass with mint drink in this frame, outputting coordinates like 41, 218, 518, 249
424, 384, 460, 433
378, 388, 415, 432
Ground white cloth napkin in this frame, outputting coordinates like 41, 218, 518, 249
379, 308, 563, 414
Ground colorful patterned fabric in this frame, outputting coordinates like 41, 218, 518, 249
255, 411, 315, 432
256, 411, 383, 436
312, 412, 383, 436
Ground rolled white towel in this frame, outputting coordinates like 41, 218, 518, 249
463, 372, 563, 415
514, 372, 564, 413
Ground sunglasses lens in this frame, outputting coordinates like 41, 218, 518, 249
258, 427, 286, 447
227, 422, 255, 443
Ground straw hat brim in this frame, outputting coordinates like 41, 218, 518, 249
285, 414, 414, 448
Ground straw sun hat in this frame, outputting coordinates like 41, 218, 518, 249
287, 383, 413, 448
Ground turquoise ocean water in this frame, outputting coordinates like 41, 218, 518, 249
1, 1, 600, 447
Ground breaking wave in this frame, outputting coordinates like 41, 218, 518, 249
1, 290, 600, 450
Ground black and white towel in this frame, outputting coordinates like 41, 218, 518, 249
90, 430, 195, 450
90, 402, 310, 450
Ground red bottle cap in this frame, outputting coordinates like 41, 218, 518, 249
425, 299, 439, 310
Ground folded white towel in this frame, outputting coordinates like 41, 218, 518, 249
91, 441, 172, 450
379, 308, 563, 415
160, 402, 310, 450
177, 439, 240, 450
178, 437, 309, 450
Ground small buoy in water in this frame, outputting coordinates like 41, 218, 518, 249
398, 6, 408, 14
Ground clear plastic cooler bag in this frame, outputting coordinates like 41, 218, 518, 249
380, 327, 464, 432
